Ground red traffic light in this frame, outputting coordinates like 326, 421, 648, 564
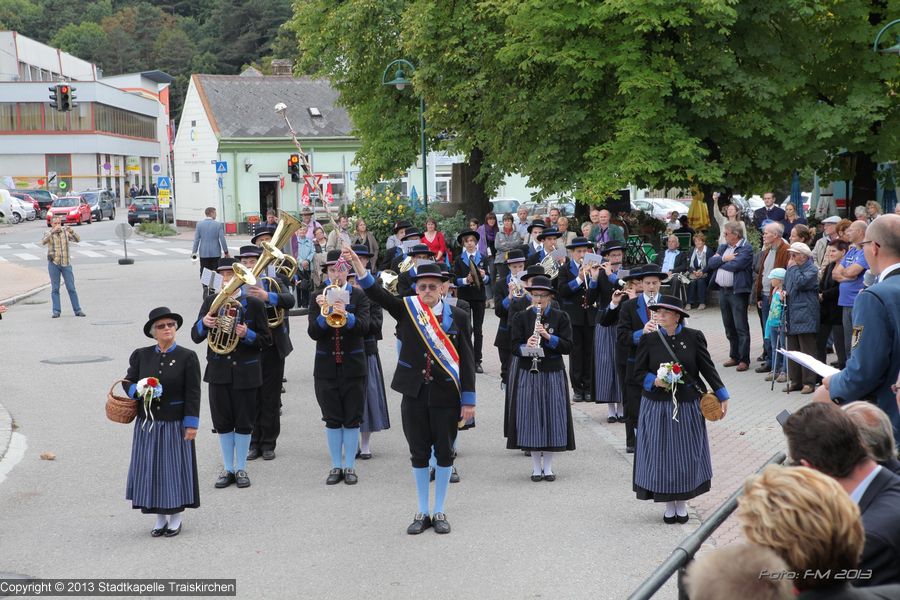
60, 85, 69, 94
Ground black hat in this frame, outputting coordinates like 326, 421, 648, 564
351, 244, 372, 257
410, 262, 449, 282
519, 264, 545, 282
566, 236, 593, 250
250, 225, 277, 245
408, 243, 435, 257
527, 218, 547, 233
621, 264, 665, 282
525, 275, 555, 293
216, 257, 240, 272
393, 219, 413, 233
537, 227, 561, 241
648, 295, 690, 319
322, 249, 344, 270
236, 245, 261, 258
143, 306, 183, 338
400, 228, 421, 241
457, 229, 480, 245
600, 240, 626, 256
506, 249, 526, 264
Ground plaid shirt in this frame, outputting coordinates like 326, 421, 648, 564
41, 226, 80, 267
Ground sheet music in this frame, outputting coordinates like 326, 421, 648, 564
200, 268, 215, 287
777, 349, 841, 378
582, 252, 604, 267
550, 247, 567, 260
519, 345, 545, 357
415, 259, 435, 267
325, 287, 350, 304
211, 273, 223, 292
401, 240, 419, 252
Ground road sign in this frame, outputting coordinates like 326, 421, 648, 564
217, 176, 223, 189
58, 181, 67, 190
157, 176, 171, 190
215, 161, 228, 174
152, 163, 161, 173
158, 190, 171, 208
114, 223, 134, 240
309, 191, 320, 202
48, 171, 57, 184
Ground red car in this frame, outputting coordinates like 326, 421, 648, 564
46, 195, 92, 226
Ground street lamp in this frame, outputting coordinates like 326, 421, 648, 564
873, 19, 900, 55
382, 59, 428, 210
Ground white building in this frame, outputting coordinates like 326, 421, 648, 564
0, 31, 173, 200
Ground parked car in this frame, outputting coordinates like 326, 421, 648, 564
80, 189, 116, 221
0, 189, 28, 224
490, 197, 521, 217
634, 198, 688, 222
10, 196, 36, 221
128, 196, 172, 225
780, 193, 812, 214
10, 192, 40, 219
46, 195, 92, 226
17, 189, 56, 219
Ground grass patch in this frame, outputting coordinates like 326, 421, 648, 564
137, 222, 177, 236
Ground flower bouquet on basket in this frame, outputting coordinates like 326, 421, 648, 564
657, 362, 683, 421
137, 377, 163, 431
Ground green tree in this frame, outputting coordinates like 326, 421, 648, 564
204, 0, 293, 73
0, 0, 42, 39
50, 22, 109, 66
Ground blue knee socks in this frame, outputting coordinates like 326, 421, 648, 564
433, 466, 452, 514
326, 428, 343, 468
342, 427, 359, 469
234, 433, 251, 471
218, 432, 235, 473
413, 467, 430, 514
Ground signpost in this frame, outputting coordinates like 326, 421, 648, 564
156, 176, 171, 222
114, 222, 135, 265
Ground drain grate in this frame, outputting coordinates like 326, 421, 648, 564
41, 356, 113, 365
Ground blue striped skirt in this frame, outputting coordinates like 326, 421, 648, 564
633, 397, 712, 502
361, 353, 391, 433
593, 324, 622, 404
126, 417, 199, 514
509, 366, 576, 452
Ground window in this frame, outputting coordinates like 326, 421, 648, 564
72, 103, 91, 130
190, 120, 196, 127
192, 172, 199, 183
94, 103, 155, 139
45, 106, 67, 131
435, 179, 450, 203
0, 103, 14, 130
17, 62, 27, 81
324, 173, 345, 203
19, 103, 42, 130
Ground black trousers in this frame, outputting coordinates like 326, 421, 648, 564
313, 369, 365, 429
787, 333, 818, 387
199, 258, 219, 297
251, 345, 283, 451
209, 384, 258, 435
624, 381, 642, 448
569, 324, 595, 392
470, 300, 486, 362
816, 322, 847, 370
401, 391, 459, 469
498, 345, 511, 385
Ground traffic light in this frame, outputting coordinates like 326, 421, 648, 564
48, 85, 59, 111
59, 84, 77, 111
288, 154, 301, 182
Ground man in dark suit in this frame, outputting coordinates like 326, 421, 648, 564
192, 258, 271, 489
348, 247, 476, 535
309, 250, 370, 486
654, 234, 689, 300
752, 191, 786, 231
525, 227, 560, 267
453, 230, 491, 373
598, 264, 665, 452
784, 402, 900, 586
557, 236, 601, 401
236, 245, 295, 462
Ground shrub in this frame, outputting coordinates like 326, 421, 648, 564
137, 222, 177, 237
347, 188, 415, 244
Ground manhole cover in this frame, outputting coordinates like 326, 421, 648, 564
41, 356, 113, 365
92, 320, 134, 326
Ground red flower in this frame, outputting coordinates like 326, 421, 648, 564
147, 377, 159, 387
672, 364, 682, 375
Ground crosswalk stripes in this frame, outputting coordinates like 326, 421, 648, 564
20, 242, 39, 249
105, 247, 125, 256
14, 253, 39, 261
145, 238, 166, 244
168, 248, 193, 254
97, 240, 118, 246
134, 248, 166, 256
0, 244, 11, 250
77, 250, 105, 258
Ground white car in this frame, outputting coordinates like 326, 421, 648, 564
0, 189, 28, 224
634, 198, 688, 222
490, 198, 521, 217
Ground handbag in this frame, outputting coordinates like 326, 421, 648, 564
106, 379, 137, 424
655, 330, 723, 422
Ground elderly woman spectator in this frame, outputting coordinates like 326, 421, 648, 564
833, 220, 869, 359
580, 220, 592, 239
816, 240, 849, 370
782, 202, 808, 241
866, 201, 883, 223
685, 544, 793, 600
855, 205, 869, 222
783, 242, 820, 394
350, 218, 379, 266
292, 222, 316, 310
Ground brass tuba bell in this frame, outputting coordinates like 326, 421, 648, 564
207, 263, 257, 355
250, 211, 302, 328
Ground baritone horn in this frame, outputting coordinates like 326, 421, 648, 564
207, 263, 257, 355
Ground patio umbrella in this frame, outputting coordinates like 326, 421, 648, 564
788, 170, 801, 213
409, 186, 420, 213
881, 166, 897, 215
688, 185, 710, 230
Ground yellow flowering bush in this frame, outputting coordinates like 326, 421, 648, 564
349, 188, 415, 243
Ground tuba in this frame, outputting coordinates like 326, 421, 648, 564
207, 263, 257, 355
539, 253, 560, 281
251, 211, 302, 327
320, 283, 348, 328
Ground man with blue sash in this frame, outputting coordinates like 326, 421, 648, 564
347, 245, 476, 535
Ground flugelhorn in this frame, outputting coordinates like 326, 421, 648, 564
320, 284, 348, 328
207, 263, 257, 355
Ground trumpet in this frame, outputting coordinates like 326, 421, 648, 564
320, 283, 348, 328
529, 303, 542, 374
510, 275, 526, 298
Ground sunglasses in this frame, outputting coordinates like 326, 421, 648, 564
417, 283, 442, 292
155, 322, 177, 330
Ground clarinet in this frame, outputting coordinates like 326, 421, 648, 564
529, 303, 542, 374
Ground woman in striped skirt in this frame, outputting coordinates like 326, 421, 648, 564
633, 296, 729, 523
122, 307, 202, 537
508, 275, 575, 481
592, 240, 626, 422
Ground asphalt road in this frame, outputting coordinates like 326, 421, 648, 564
0, 258, 685, 599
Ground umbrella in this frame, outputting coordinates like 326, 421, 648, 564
409, 186, 420, 213
881, 166, 897, 215
788, 170, 801, 213
688, 185, 710, 230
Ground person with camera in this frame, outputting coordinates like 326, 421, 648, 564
42, 214, 86, 318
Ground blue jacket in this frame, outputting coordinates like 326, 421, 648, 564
704, 240, 755, 294
830, 269, 900, 436
783, 259, 819, 335
191, 217, 228, 258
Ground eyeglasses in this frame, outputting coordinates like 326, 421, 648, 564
860, 240, 880, 249
892, 383, 900, 395
155, 322, 177, 330
531, 293, 550, 299
417, 283, 441, 292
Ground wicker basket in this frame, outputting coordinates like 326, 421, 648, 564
699, 392, 724, 422
106, 379, 137, 424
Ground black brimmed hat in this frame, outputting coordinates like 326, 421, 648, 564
143, 306, 183, 338
408, 243, 435, 257
393, 219, 413, 233
323, 249, 345, 270
527, 218, 547, 233
457, 230, 480, 245
351, 244, 372, 257
600, 240, 626, 256
236, 245, 261, 258
566, 236, 593, 250
647, 295, 690, 319
411, 262, 449, 282
506, 249, 526, 264
519, 264, 545, 282
216, 257, 240, 272
250, 225, 277, 245
400, 228, 422, 241
621, 264, 665, 281
537, 227, 561, 241
525, 275, 555, 293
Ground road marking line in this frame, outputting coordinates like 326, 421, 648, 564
105, 248, 125, 256
98, 240, 118, 246
0, 244, 9, 249
77, 250, 105, 258
145, 238, 166, 244
20, 243, 39, 249
77, 240, 96, 247
14, 253, 39, 261
0, 256, 7, 262
135, 248, 166, 255
168, 247, 193, 254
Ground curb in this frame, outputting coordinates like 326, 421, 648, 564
0, 401, 12, 462
0, 283, 50, 307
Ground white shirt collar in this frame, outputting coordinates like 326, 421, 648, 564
850, 464, 882, 504
432, 300, 444, 316
878, 262, 900, 282
644, 293, 657, 304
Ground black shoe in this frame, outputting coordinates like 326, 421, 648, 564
756, 354, 767, 363
262, 450, 275, 461
584, 392, 592, 402
543, 473, 556, 482
164, 524, 182, 537
676, 514, 689, 524
281, 386, 286, 394
663, 514, 677, 524
326, 468, 344, 485
151, 527, 167, 537
343, 468, 358, 485
247, 447, 260, 461
52, 313, 61, 319
475, 363, 484, 374
358, 452, 372, 460
407, 513, 432, 535
617, 416, 626, 423
531, 473, 543, 482
75, 311, 86, 317
279, 408, 283, 416
282, 377, 287, 383
449, 466, 460, 483
626, 446, 635, 454
234, 470, 251, 488
754, 364, 771, 373
429, 468, 435, 482
825, 346, 834, 354
572, 390, 584, 402
451, 448, 457, 459
214, 470, 235, 489
524, 450, 531, 457
607, 416, 617, 424
432, 512, 451, 534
